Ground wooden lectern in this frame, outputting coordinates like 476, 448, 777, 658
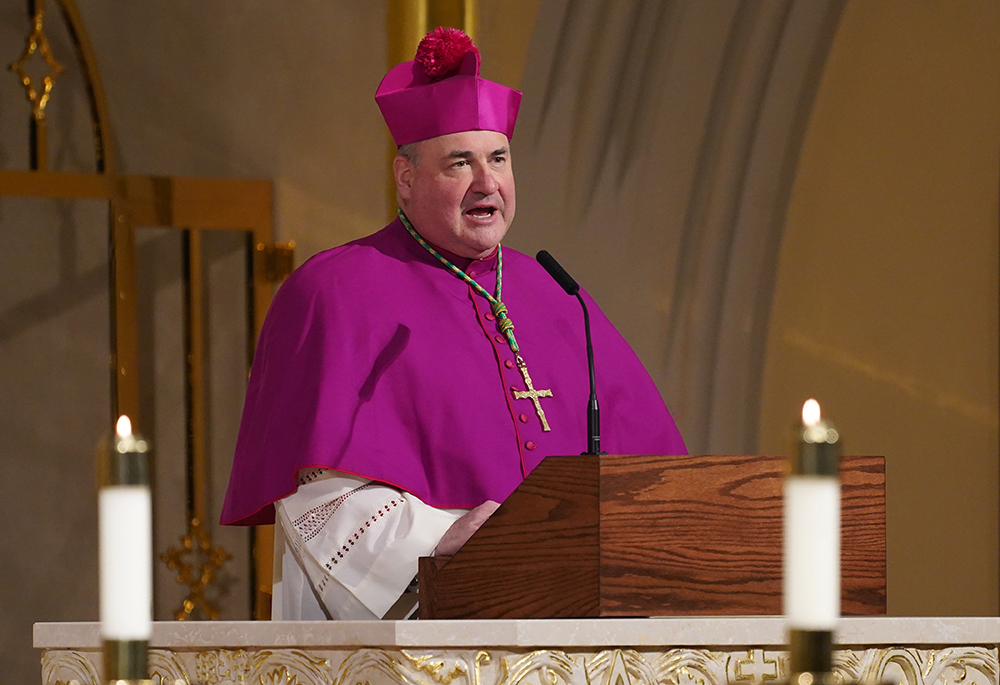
419, 454, 885, 619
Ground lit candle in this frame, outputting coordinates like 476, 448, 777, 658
98, 415, 151, 681
784, 399, 840, 629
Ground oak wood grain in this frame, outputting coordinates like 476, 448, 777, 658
419, 455, 599, 619
599, 454, 885, 616
420, 454, 885, 619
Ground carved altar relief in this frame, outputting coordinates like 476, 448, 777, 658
40, 646, 999, 685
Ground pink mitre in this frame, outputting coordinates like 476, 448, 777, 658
375, 27, 522, 146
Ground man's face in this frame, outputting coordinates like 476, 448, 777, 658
395, 130, 516, 260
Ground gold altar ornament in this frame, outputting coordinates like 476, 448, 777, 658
160, 518, 231, 621
39, 643, 1000, 685
401, 651, 468, 684
8, 0, 65, 120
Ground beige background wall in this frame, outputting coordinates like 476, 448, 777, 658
760, 0, 999, 616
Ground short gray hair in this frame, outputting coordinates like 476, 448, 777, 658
397, 142, 420, 166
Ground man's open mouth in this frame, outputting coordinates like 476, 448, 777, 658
465, 206, 497, 218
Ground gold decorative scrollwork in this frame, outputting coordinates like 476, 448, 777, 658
258, 666, 300, 685
473, 650, 508, 685
253, 650, 330, 684
149, 649, 193, 685
42, 650, 101, 685
161, 517, 232, 620
657, 648, 727, 685
505, 650, 582, 685
830, 649, 866, 684
868, 648, 929, 685
730, 649, 783, 685
603, 650, 633, 685
36, 645, 1000, 685
587, 650, 660, 685
862, 647, 998, 685
8, 0, 65, 120
156, 649, 331, 685
333, 649, 410, 685
194, 648, 256, 684
401, 650, 469, 684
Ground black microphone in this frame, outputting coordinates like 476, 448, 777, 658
536, 250, 600, 455
537, 250, 579, 296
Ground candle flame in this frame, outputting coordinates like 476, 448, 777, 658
116, 415, 132, 438
802, 399, 821, 427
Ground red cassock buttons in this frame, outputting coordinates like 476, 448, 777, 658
494, 334, 505, 343
504, 359, 515, 369
519, 413, 529, 423
525, 441, 537, 450
485, 312, 495, 321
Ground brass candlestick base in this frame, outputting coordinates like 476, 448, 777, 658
785, 630, 893, 685
789, 629, 832, 675
787, 672, 840, 685
786, 671, 892, 685
787, 629, 838, 685
103, 639, 148, 682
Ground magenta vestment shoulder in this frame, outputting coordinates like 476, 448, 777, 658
220, 220, 686, 526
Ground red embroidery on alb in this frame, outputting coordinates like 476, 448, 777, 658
320, 498, 403, 570
293, 483, 375, 543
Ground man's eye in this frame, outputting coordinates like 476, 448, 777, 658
492, 156, 506, 164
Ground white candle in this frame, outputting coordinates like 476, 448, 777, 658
784, 400, 840, 630
99, 415, 152, 640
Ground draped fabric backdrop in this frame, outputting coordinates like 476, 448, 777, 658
505, 0, 845, 454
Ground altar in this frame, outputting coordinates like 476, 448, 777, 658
35, 617, 1000, 685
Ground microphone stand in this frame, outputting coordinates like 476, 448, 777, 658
536, 250, 601, 455
577, 292, 600, 456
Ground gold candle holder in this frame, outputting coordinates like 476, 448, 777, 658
102, 640, 151, 685
788, 629, 833, 683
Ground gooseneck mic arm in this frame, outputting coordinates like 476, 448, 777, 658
536, 250, 600, 455
579, 297, 599, 456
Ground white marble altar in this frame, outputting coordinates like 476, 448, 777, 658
35, 618, 1000, 685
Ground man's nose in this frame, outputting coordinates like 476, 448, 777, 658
471, 167, 500, 195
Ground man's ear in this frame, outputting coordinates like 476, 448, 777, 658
393, 156, 414, 202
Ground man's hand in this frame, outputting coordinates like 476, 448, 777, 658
434, 500, 501, 556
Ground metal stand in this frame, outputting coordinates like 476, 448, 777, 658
103, 639, 150, 684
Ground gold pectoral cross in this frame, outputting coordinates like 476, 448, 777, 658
512, 355, 553, 432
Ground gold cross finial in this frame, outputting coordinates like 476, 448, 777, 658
9, 4, 65, 120
160, 518, 231, 620
512, 356, 553, 432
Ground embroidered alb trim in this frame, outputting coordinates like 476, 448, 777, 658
296, 467, 328, 485
321, 497, 403, 572
292, 483, 375, 543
